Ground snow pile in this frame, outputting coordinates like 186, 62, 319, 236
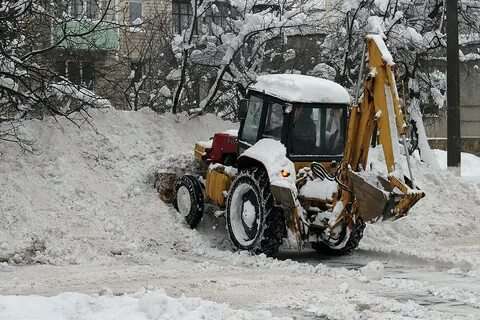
0, 109, 235, 264
361, 146, 480, 271
432, 149, 480, 179
303, 283, 445, 320
3, 104, 480, 319
360, 261, 384, 281
0, 289, 287, 320
2, 103, 480, 276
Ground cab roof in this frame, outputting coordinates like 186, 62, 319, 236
249, 74, 351, 105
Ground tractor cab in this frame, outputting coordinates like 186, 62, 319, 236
238, 74, 351, 165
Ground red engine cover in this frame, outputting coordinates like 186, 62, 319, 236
208, 132, 238, 164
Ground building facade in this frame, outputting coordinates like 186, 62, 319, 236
49, 0, 333, 110
423, 41, 480, 154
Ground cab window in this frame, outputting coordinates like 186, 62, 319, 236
291, 105, 345, 156
240, 95, 263, 145
263, 102, 283, 140
325, 108, 344, 155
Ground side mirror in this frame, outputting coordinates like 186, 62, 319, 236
239, 98, 248, 120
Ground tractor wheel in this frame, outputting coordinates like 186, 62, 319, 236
226, 167, 284, 256
174, 175, 204, 229
312, 219, 366, 256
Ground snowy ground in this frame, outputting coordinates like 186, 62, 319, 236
1, 108, 480, 319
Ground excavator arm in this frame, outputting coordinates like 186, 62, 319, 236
340, 35, 425, 222
345, 35, 406, 174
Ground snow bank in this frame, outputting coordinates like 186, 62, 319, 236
360, 261, 384, 281
0, 289, 286, 320
0, 109, 235, 264
432, 149, 480, 178
361, 146, 480, 271
2, 102, 480, 275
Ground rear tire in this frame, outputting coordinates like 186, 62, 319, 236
174, 175, 204, 228
312, 220, 366, 256
226, 167, 284, 256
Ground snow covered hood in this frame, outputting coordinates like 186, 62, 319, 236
240, 139, 297, 193
249, 74, 351, 105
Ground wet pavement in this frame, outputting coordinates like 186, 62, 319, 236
276, 248, 480, 319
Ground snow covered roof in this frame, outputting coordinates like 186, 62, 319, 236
249, 74, 351, 104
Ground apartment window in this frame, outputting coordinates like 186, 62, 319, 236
67, 61, 81, 85
71, 0, 83, 17
70, 0, 98, 19
66, 61, 96, 90
101, 0, 116, 21
205, 2, 230, 29
86, 0, 98, 19
172, 0, 192, 34
252, 4, 279, 14
55, 0, 68, 16
129, 0, 142, 24
130, 61, 143, 83
82, 63, 96, 89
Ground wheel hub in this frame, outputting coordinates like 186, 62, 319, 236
241, 198, 256, 228
321, 223, 352, 249
229, 184, 260, 246
176, 186, 191, 217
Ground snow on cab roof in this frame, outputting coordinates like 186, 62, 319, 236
249, 74, 351, 104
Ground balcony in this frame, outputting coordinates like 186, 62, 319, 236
53, 20, 119, 51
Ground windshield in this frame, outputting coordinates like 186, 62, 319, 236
290, 105, 345, 157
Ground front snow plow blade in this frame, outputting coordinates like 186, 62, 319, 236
349, 171, 425, 222
154, 153, 205, 203
155, 171, 178, 203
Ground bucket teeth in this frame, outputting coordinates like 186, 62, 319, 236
384, 189, 425, 221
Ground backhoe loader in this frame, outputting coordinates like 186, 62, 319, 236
156, 34, 425, 255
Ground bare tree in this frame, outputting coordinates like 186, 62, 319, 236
313, 0, 480, 163
169, 0, 333, 115
0, 0, 115, 144
102, 11, 176, 112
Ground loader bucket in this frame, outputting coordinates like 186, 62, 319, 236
154, 153, 206, 203
348, 171, 425, 222
155, 171, 178, 203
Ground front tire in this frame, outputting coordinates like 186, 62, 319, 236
312, 219, 366, 256
174, 175, 204, 228
226, 168, 284, 256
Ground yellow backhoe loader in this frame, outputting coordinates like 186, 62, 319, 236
156, 34, 425, 256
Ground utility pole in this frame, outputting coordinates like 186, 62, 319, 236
447, 0, 461, 173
